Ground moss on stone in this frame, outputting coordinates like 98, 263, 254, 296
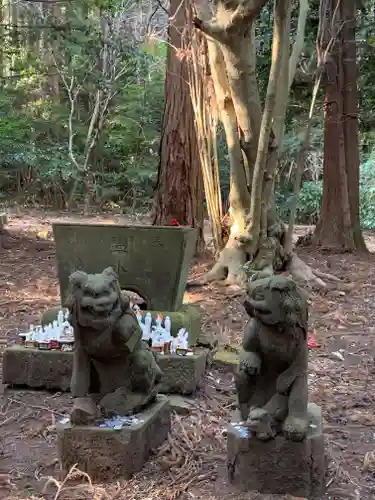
213, 349, 239, 368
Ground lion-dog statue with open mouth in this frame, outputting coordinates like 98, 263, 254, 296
65, 266, 163, 425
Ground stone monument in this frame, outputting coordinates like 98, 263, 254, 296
52, 222, 197, 313
51, 221, 207, 345
55, 267, 171, 481
227, 272, 324, 499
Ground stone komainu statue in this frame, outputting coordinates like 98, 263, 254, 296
65, 266, 163, 425
235, 272, 309, 442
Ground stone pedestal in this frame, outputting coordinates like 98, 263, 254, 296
2, 345, 207, 395
157, 349, 207, 394
227, 403, 325, 499
3, 346, 72, 391
56, 395, 171, 482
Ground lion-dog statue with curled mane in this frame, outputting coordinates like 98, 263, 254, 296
65, 266, 163, 425
234, 271, 309, 442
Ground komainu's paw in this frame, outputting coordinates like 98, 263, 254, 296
154, 366, 163, 385
247, 407, 276, 441
70, 397, 97, 425
239, 351, 261, 375
282, 415, 308, 442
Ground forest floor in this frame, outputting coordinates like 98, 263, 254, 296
1, 209, 375, 500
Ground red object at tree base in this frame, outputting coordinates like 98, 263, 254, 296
307, 334, 322, 349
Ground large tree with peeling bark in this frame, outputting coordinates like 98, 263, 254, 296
153, 0, 204, 251
313, 0, 366, 251
193, 0, 327, 286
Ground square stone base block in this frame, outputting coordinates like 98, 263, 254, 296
56, 395, 171, 482
157, 349, 207, 394
227, 403, 325, 499
2, 345, 207, 394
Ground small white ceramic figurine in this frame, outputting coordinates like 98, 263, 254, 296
155, 314, 163, 330
170, 335, 179, 353
144, 313, 152, 338
164, 316, 171, 334
135, 309, 143, 325
176, 328, 189, 349
57, 309, 64, 327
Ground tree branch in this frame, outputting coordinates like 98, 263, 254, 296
284, 1, 344, 254
227, 0, 269, 33
288, 0, 309, 94
247, 0, 292, 257
193, 0, 268, 41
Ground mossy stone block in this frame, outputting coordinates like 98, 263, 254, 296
2, 345, 72, 391
56, 395, 171, 482
213, 349, 239, 370
2, 345, 208, 395
157, 349, 207, 394
52, 222, 197, 311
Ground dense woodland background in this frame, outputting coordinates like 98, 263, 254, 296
1, 0, 375, 244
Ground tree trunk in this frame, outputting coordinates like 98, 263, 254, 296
10, 0, 18, 77
152, 0, 204, 253
192, 0, 339, 288
49, 1, 61, 101
0, 0, 3, 80
340, 0, 366, 251
194, 0, 293, 284
313, 0, 366, 251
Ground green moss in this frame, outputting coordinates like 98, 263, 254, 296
213, 349, 239, 366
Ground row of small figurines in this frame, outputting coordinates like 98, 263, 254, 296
144, 327, 193, 355
132, 306, 191, 353
18, 307, 192, 355
18, 309, 75, 351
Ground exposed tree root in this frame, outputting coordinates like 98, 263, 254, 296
205, 241, 248, 285
203, 247, 341, 291
286, 253, 340, 290
203, 215, 341, 290
204, 220, 288, 286
313, 268, 341, 282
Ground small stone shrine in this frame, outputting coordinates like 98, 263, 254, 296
55, 267, 171, 481
2, 222, 209, 395
3, 304, 207, 394
227, 272, 325, 499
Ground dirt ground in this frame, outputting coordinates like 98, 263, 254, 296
1, 210, 375, 500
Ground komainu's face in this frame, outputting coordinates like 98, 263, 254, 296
80, 273, 120, 318
244, 279, 285, 326
68, 267, 123, 326
244, 274, 308, 330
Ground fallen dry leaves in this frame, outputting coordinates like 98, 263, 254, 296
1, 214, 375, 499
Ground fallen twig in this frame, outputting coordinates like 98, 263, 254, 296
8, 398, 67, 417
42, 463, 93, 499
